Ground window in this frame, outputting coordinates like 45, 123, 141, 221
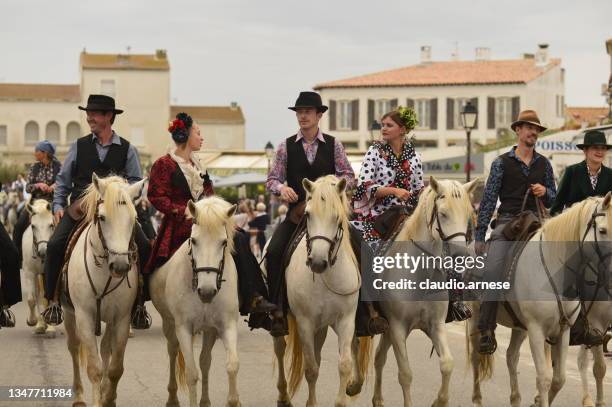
66, 122, 81, 143
556, 95, 565, 118
453, 98, 469, 128
130, 127, 144, 146
25, 121, 39, 145
101, 79, 116, 98
412, 139, 437, 148
416, 99, 430, 129
0, 125, 6, 145
338, 100, 352, 130
375, 99, 392, 120
45, 121, 60, 144
495, 97, 513, 127
343, 141, 359, 150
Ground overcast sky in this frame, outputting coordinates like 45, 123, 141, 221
1, 0, 610, 149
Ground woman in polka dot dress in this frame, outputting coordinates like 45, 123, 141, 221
351, 107, 424, 243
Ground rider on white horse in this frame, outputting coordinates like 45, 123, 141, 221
475, 109, 557, 354
42, 95, 152, 325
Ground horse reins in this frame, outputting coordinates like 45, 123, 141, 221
305, 218, 344, 268
188, 232, 228, 292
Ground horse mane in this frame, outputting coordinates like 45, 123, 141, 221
306, 175, 356, 266
81, 176, 136, 225
190, 196, 237, 253
542, 197, 611, 241
396, 180, 474, 241
30, 199, 51, 214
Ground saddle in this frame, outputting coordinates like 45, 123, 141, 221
373, 205, 412, 241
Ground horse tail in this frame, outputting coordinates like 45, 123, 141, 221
176, 349, 187, 391
286, 314, 304, 399
464, 321, 494, 382
357, 336, 373, 384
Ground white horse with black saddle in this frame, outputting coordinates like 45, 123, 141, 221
63, 174, 145, 407
150, 197, 241, 407
273, 175, 370, 407
468, 193, 612, 407
22, 199, 56, 335
371, 177, 479, 407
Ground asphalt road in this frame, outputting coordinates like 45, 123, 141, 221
0, 301, 609, 407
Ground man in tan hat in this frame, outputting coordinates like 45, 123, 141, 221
474, 110, 557, 354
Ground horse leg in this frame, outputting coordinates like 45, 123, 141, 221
548, 330, 569, 404
526, 326, 551, 407
372, 332, 391, 407
591, 345, 607, 407
99, 322, 114, 404
162, 317, 180, 407
389, 323, 412, 407
467, 315, 483, 407
297, 322, 319, 407
578, 346, 595, 407
199, 330, 216, 407
76, 312, 104, 407
24, 270, 38, 328
427, 322, 453, 407
347, 335, 364, 396
220, 324, 241, 407
273, 336, 292, 407
64, 311, 85, 407
176, 324, 199, 407
507, 329, 527, 407
333, 317, 354, 407
101, 316, 130, 407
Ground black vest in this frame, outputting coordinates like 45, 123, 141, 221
497, 151, 548, 216
71, 135, 130, 200
286, 134, 336, 210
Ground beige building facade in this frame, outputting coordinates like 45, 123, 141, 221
0, 50, 245, 166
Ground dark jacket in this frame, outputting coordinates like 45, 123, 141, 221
550, 160, 612, 215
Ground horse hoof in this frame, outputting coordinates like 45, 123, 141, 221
346, 381, 363, 396
34, 325, 46, 335
26, 318, 37, 327
277, 401, 292, 407
372, 399, 384, 407
72, 402, 86, 407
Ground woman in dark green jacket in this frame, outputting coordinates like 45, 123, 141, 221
551, 130, 612, 216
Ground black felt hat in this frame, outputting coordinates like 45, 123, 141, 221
288, 91, 328, 113
78, 94, 124, 114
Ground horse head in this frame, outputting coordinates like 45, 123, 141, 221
85, 174, 146, 278
26, 199, 54, 261
303, 175, 350, 274
187, 197, 237, 303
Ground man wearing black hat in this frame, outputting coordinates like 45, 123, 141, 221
265, 91, 356, 336
475, 109, 557, 354
42, 95, 151, 325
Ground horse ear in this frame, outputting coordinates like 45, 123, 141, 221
46, 202, 51, 213
302, 178, 314, 194
603, 192, 611, 210
463, 178, 482, 204
429, 176, 440, 193
187, 200, 198, 223
92, 173, 105, 195
336, 178, 347, 193
227, 204, 237, 218
26, 202, 34, 215
128, 178, 147, 202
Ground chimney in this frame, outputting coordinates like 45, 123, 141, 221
155, 49, 167, 60
523, 53, 535, 60
420, 46, 432, 63
535, 43, 549, 66
475, 47, 491, 61
230, 101, 238, 110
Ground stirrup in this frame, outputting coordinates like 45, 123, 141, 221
478, 331, 497, 355
0, 306, 16, 328
367, 316, 389, 336
131, 305, 152, 330
269, 316, 288, 337
42, 303, 64, 326
446, 301, 472, 323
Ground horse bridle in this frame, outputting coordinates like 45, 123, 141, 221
305, 215, 344, 268
188, 232, 228, 291
427, 193, 472, 242
31, 225, 50, 260
92, 198, 138, 267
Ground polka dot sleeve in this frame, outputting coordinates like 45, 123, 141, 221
408, 151, 424, 208
351, 146, 382, 214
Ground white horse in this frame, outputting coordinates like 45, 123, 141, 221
468, 194, 612, 407
273, 175, 369, 407
578, 299, 612, 407
4, 191, 19, 234
63, 174, 145, 407
150, 196, 241, 407
22, 199, 56, 336
371, 177, 480, 407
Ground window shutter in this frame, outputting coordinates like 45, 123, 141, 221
446, 98, 454, 129
487, 97, 495, 129
471, 97, 479, 129
368, 99, 374, 127
429, 98, 438, 130
351, 99, 359, 131
406, 98, 415, 109
511, 96, 520, 122
329, 100, 337, 131
390, 98, 398, 110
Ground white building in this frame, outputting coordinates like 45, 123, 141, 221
314, 44, 565, 151
0, 50, 245, 165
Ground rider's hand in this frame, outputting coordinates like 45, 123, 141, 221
280, 186, 298, 203
393, 188, 412, 201
475, 241, 486, 256
530, 183, 546, 198
54, 209, 64, 224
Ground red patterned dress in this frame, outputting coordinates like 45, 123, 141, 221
144, 154, 214, 274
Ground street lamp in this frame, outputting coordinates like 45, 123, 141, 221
369, 120, 382, 144
460, 101, 478, 182
264, 141, 275, 173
